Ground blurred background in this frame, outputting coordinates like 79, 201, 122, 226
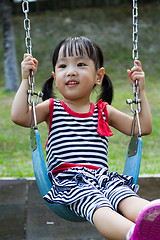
0, 0, 160, 177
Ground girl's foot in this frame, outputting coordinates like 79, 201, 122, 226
128, 200, 160, 240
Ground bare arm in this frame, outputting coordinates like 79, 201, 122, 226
108, 60, 152, 136
11, 54, 50, 127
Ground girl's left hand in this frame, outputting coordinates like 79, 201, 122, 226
127, 60, 145, 91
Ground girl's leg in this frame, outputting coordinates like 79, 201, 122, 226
118, 196, 149, 222
93, 206, 135, 240
118, 197, 160, 240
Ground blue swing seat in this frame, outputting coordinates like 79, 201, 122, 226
30, 127, 85, 222
123, 135, 142, 184
30, 127, 142, 222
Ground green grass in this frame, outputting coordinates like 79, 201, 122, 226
0, 4, 160, 177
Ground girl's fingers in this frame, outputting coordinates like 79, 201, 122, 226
131, 66, 143, 75
127, 69, 144, 86
33, 58, 38, 68
21, 54, 38, 78
23, 54, 38, 67
131, 71, 144, 79
22, 57, 38, 70
130, 60, 142, 73
127, 61, 145, 89
23, 53, 32, 59
134, 60, 142, 69
130, 61, 144, 82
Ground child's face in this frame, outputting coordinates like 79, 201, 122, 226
53, 45, 103, 101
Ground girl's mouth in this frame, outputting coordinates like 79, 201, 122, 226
66, 80, 79, 86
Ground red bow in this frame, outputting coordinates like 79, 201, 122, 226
97, 99, 114, 137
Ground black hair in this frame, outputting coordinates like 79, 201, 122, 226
42, 36, 113, 104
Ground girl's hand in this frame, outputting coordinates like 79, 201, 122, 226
127, 60, 145, 91
21, 53, 38, 80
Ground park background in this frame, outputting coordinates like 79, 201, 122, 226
0, 0, 160, 178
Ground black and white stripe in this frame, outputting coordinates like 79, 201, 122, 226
67, 184, 138, 225
46, 99, 109, 171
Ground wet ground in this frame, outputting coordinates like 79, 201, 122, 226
0, 176, 160, 240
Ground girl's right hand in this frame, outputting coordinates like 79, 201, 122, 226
21, 53, 38, 80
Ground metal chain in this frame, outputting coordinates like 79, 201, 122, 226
132, 0, 138, 63
132, 0, 141, 111
126, 0, 141, 136
22, 0, 43, 106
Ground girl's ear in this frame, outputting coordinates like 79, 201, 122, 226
95, 67, 105, 85
52, 71, 58, 88
52, 72, 55, 79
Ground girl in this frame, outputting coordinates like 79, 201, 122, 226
11, 36, 160, 240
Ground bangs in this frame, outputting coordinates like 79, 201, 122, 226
61, 37, 100, 69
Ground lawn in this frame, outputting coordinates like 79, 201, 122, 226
0, 3, 160, 177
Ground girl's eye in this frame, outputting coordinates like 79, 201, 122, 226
59, 64, 66, 68
77, 63, 86, 67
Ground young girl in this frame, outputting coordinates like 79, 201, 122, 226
11, 36, 160, 240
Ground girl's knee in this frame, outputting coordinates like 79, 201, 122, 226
93, 206, 114, 225
93, 206, 134, 240
118, 196, 150, 222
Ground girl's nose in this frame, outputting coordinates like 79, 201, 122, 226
66, 67, 78, 77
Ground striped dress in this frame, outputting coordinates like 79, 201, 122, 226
44, 99, 138, 222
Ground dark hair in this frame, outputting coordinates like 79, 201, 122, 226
42, 36, 113, 104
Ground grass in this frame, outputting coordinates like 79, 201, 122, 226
0, 4, 160, 177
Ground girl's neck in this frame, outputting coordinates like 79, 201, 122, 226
63, 98, 91, 113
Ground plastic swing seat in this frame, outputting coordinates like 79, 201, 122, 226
30, 125, 142, 222
123, 135, 142, 185
30, 127, 85, 222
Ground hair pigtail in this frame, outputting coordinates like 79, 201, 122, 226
42, 75, 55, 101
98, 74, 113, 105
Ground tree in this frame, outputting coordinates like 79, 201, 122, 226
1, 0, 19, 91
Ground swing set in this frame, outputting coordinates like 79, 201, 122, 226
22, 0, 142, 222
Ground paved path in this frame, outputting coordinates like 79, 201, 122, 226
0, 176, 160, 240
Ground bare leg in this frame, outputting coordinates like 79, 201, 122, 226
93, 207, 135, 240
118, 196, 150, 222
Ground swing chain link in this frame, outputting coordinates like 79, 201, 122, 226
22, 0, 43, 106
132, 0, 141, 113
126, 0, 141, 136
132, 0, 138, 62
